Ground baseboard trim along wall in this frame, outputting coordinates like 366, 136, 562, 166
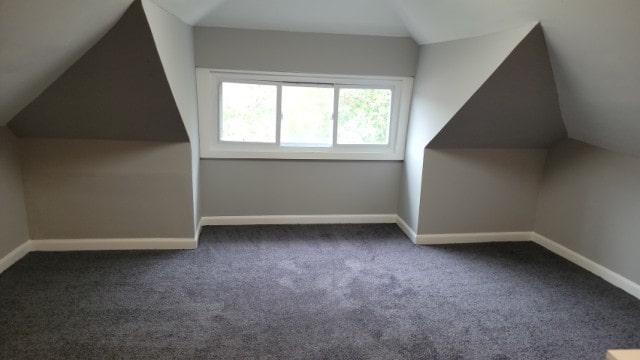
30, 238, 197, 251
416, 231, 532, 245
200, 214, 398, 226
0, 241, 31, 274
395, 216, 418, 243
2, 216, 639, 300
395, 216, 531, 245
0, 238, 197, 274
403, 228, 640, 299
393, 216, 640, 300
530, 233, 640, 300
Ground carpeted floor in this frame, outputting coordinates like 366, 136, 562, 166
1, 224, 639, 359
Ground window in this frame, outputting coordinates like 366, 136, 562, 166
196, 69, 413, 160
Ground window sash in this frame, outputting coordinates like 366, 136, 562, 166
197, 69, 413, 160
217, 80, 394, 149
219, 81, 279, 144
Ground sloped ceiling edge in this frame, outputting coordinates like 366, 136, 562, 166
7, 0, 188, 142
427, 24, 567, 149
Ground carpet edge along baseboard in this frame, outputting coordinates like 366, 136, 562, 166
2, 218, 639, 302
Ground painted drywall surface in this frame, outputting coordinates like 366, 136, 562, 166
193, 0, 409, 37
397, 139, 424, 232
7, 0, 188, 142
406, 23, 536, 148
535, 139, 640, 284
195, 27, 414, 219
152, 0, 226, 25
428, 25, 566, 148
200, 160, 401, 216
21, 139, 194, 239
194, 27, 419, 77
142, 0, 200, 232
0, 0, 134, 125
397, 23, 535, 232
4, 0, 640, 162
0, 127, 29, 258
393, 0, 640, 157
418, 149, 547, 234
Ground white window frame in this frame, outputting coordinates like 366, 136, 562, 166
196, 68, 413, 160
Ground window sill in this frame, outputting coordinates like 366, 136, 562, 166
200, 149, 404, 161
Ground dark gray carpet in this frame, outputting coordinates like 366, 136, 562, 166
1, 224, 639, 359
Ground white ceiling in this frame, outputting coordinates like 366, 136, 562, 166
148, 0, 226, 25
192, 0, 410, 37
1, 0, 640, 156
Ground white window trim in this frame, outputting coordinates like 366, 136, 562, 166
196, 68, 413, 160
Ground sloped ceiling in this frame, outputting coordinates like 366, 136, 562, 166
392, 0, 640, 155
0, 0, 135, 126
398, 23, 536, 232
7, 0, 188, 141
1, 0, 639, 155
146, 0, 227, 25
428, 25, 566, 149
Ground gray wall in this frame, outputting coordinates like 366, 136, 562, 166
201, 160, 401, 216
21, 139, 194, 239
143, 0, 200, 232
428, 25, 566, 149
0, 127, 29, 259
419, 149, 547, 234
7, 0, 188, 142
195, 27, 417, 218
398, 23, 536, 232
194, 27, 419, 77
535, 139, 640, 284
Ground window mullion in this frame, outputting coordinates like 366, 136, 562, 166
276, 84, 282, 146
332, 86, 339, 147
197, 69, 411, 160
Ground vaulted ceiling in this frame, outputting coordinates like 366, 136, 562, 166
1, 0, 639, 155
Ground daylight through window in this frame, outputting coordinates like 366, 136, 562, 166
197, 70, 413, 160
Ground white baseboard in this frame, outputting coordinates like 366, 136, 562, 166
200, 214, 397, 226
404, 229, 640, 299
0, 241, 31, 274
195, 220, 203, 245
30, 238, 197, 252
394, 217, 532, 246
4, 219, 639, 301
395, 216, 418, 243
416, 231, 533, 245
531, 233, 640, 300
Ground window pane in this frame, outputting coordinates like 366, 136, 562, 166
281, 86, 334, 146
220, 82, 277, 143
337, 88, 391, 145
